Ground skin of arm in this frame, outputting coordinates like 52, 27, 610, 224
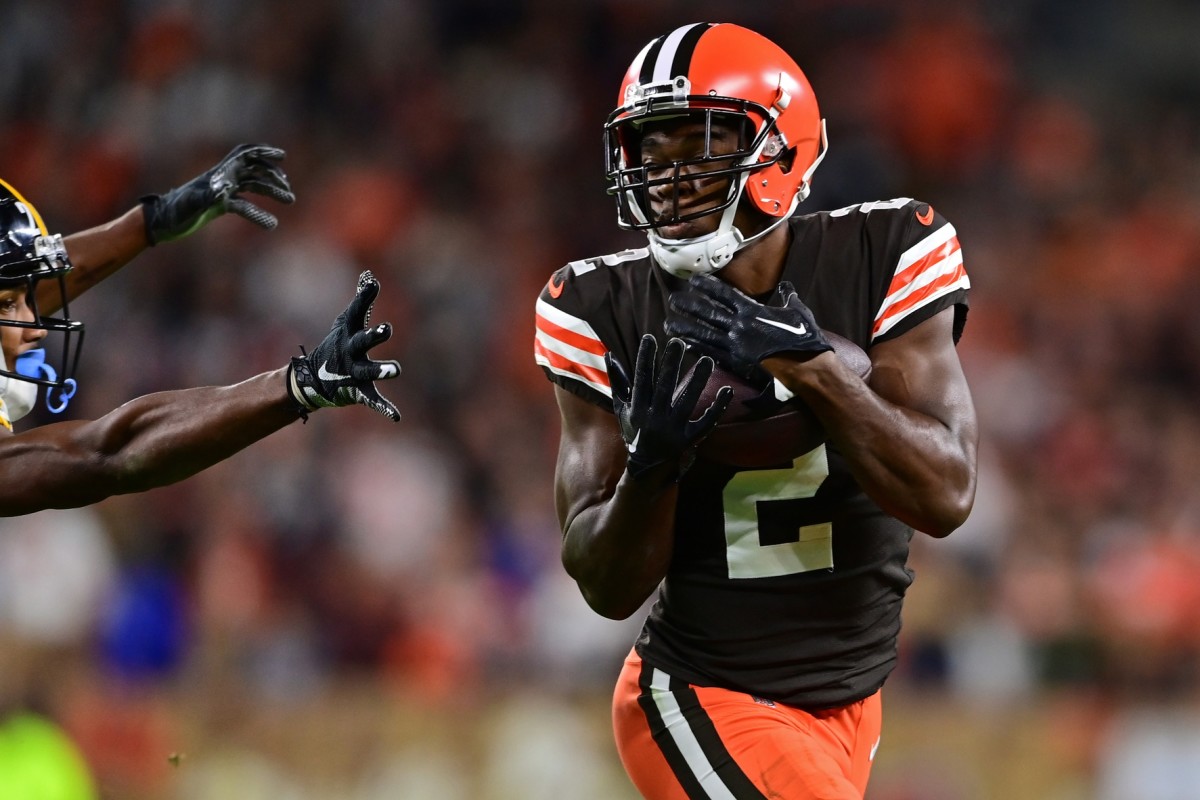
554, 386, 681, 620
762, 307, 978, 537
38, 207, 149, 315
0, 368, 298, 516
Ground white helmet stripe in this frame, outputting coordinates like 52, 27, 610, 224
642, 23, 712, 85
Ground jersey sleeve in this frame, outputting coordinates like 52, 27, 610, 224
533, 262, 615, 410
869, 200, 969, 344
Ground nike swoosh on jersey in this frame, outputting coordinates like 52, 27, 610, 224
547, 274, 565, 299
318, 362, 351, 382
757, 317, 809, 336
915, 205, 934, 226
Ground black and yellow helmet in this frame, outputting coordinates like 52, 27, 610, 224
0, 180, 83, 414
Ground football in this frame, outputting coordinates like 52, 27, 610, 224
695, 331, 872, 468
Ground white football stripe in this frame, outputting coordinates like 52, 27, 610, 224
880, 247, 966, 312
893, 222, 958, 275
535, 357, 612, 398
650, 669, 739, 800
651, 25, 702, 84
873, 272, 970, 340
535, 298, 604, 343
534, 328, 608, 374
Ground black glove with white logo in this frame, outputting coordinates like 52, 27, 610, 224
141, 143, 295, 244
605, 335, 732, 483
287, 270, 402, 422
667, 275, 832, 381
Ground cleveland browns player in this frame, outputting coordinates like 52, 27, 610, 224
0, 156, 401, 516
535, 22, 978, 800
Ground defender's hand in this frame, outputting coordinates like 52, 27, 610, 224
606, 335, 732, 483
667, 275, 832, 380
287, 270, 401, 421
141, 143, 295, 244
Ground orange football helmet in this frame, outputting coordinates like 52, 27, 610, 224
604, 23, 828, 276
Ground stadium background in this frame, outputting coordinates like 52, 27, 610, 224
4, 0, 1200, 797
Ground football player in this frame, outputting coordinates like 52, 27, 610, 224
0, 162, 401, 516
535, 23, 978, 800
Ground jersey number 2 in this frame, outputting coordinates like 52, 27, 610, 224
722, 445, 832, 579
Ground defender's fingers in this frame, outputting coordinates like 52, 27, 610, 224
345, 273, 381, 330
355, 382, 402, 422
349, 322, 394, 354
224, 198, 278, 229
351, 357, 402, 382
236, 174, 295, 204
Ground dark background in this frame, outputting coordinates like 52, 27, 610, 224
4, 1, 1200, 797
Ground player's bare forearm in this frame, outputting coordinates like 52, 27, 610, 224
559, 462, 679, 620
764, 311, 978, 537
555, 387, 677, 619
0, 369, 298, 516
49, 206, 149, 312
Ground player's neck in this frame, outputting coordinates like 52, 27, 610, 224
720, 222, 790, 295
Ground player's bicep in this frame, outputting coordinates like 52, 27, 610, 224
867, 307, 976, 438
0, 421, 112, 516
553, 385, 626, 533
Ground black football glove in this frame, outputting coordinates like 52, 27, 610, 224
606, 335, 732, 483
667, 275, 832, 381
287, 270, 402, 422
141, 143, 295, 244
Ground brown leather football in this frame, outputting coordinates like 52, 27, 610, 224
695, 331, 872, 468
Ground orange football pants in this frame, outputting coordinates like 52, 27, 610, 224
613, 649, 882, 800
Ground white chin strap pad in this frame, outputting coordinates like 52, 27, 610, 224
648, 227, 745, 279
647, 195, 798, 279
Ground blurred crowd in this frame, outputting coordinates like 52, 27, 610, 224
4, 0, 1200, 797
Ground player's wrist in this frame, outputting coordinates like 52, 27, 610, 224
137, 195, 164, 246
285, 357, 322, 419
621, 456, 685, 491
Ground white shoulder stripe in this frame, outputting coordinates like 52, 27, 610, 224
535, 298, 602, 342
881, 248, 965, 311
895, 222, 957, 275
535, 329, 607, 372
873, 273, 970, 340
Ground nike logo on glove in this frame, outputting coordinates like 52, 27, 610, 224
756, 317, 809, 336
318, 362, 351, 382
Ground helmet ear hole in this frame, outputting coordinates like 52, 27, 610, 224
777, 145, 797, 174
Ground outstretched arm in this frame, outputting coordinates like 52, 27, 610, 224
0, 270, 401, 517
39, 144, 294, 314
0, 370, 298, 515
53, 206, 148, 307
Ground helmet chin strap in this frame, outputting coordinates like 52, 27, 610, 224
646, 115, 822, 280
647, 191, 799, 279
